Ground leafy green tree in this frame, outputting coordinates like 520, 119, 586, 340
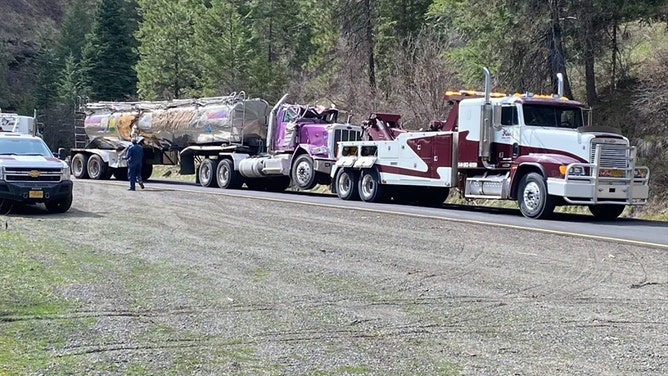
82, 0, 138, 100
135, 0, 201, 99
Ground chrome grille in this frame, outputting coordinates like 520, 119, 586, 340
3, 167, 63, 182
590, 139, 630, 169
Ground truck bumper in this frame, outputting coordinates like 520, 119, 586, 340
547, 176, 649, 205
0, 180, 73, 203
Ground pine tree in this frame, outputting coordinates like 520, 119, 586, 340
135, 0, 201, 99
193, 0, 251, 96
82, 0, 138, 101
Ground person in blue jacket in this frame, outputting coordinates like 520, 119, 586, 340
125, 137, 145, 191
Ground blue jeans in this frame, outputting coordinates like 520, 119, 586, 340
128, 164, 143, 190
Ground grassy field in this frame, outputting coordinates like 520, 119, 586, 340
0, 231, 95, 373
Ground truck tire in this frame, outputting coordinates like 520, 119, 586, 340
87, 155, 111, 180
71, 153, 89, 179
141, 164, 153, 182
0, 199, 13, 215
216, 159, 242, 189
588, 204, 625, 220
336, 168, 359, 201
292, 154, 317, 190
45, 194, 73, 214
199, 159, 219, 187
518, 172, 554, 219
358, 168, 385, 203
113, 167, 129, 181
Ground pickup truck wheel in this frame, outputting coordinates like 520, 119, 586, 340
518, 172, 554, 219
336, 168, 359, 201
45, 194, 73, 214
141, 164, 153, 182
358, 168, 385, 202
588, 204, 625, 220
113, 167, 128, 181
71, 153, 89, 179
0, 199, 13, 214
198, 159, 219, 187
87, 155, 111, 180
292, 154, 317, 190
216, 159, 242, 189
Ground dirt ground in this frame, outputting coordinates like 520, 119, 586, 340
9, 179, 668, 375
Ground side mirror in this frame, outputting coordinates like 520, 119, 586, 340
56, 147, 67, 160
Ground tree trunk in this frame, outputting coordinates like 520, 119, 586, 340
364, 0, 376, 94
581, 0, 598, 105
548, 0, 573, 98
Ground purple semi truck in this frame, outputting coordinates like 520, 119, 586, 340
185, 93, 363, 191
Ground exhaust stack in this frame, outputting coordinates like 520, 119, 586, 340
267, 93, 289, 153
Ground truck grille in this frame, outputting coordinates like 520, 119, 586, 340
590, 139, 630, 169
332, 128, 361, 158
3, 167, 63, 182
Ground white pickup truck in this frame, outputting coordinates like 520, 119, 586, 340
0, 132, 73, 213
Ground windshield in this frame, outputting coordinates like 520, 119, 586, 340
522, 104, 583, 129
0, 137, 53, 156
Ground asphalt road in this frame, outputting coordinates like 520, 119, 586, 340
125, 178, 668, 249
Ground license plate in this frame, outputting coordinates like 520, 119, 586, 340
28, 190, 43, 199
599, 169, 623, 177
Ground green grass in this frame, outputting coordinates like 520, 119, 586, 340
0, 231, 102, 373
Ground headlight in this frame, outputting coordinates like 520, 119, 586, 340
311, 146, 329, 155
568, 166, 585, 176
61, 165, 71, 181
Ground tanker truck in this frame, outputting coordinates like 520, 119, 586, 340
69, 92, 363, 191
330, 68, 650, 220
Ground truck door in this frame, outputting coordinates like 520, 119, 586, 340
493, 104, 520, 163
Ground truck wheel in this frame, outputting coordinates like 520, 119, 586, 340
292, 154, 317, 190
87, 155, 111, 180
113, 167, 129, 181
358, 168, 385, 202
336, 168, 359, 201
0, 199, 13, 214
518, 172, 554, 219
71, 153, 89, 179
216, 159, 242, 189
588, 204, 625, 220
141, 164, 153, 182
45, 194, 73, 214
198, 159, 219, 187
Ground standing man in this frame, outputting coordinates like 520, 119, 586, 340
125, 137, 145, 191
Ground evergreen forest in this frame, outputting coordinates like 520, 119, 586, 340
1, 0, 667, 207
